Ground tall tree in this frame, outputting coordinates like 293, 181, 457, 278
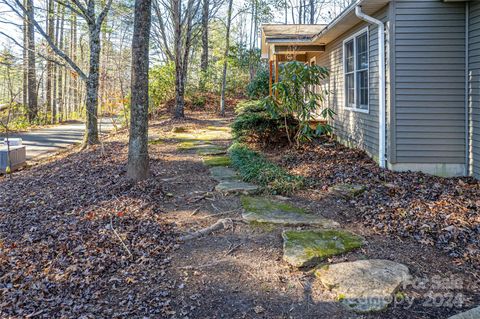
57, 3, 65, 122
172, 0, 200, 118
199, 0, 208, 90
127, 0, 152, 181
309, 0, 314, 24
22, 0, 27, 109
219, 0, 233, 116
46, 0, 54, 120
25, 0, 37, 122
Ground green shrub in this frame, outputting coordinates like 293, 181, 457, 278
246, 67, 269, 99
149, 62, 175, 108
229, 142, 304, 194
231, 100, 296, 145
191, 95, 206, 108
265, 61, 334, 145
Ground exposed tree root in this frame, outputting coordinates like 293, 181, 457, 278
180, 218, 234, 241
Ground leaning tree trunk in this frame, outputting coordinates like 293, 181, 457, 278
26, 0, 38, 122
219, 0, 233, 116
85, 24, 101, 145
127, 0, 152, 181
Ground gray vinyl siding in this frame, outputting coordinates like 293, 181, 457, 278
312, 7, 389, 161
393, 0, 466, 164
469, 1, 480, 178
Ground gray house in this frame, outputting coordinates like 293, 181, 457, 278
261, 0, 480, 179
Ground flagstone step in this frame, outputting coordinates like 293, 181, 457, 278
209, 167, 239, 181
330, 183, 366, 198
315, 259, 411, 313
241, 196, 339, 228
448, 306, 480, 319
282, 229, 363, 268
215, 180, 259, 195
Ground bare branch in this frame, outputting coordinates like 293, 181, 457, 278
0, 30, 68, 68
6, 0, 87, 80
54, 0, 85, 19
96, 0, 113, 26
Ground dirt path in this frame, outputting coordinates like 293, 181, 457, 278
147, 114, 479, 319
0, 111, 478, 319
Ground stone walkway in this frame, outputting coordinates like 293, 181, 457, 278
173, 125, 417, 314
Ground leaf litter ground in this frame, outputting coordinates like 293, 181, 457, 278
0, 110, 478, 319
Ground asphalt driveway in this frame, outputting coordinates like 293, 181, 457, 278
1, 118, 116, 160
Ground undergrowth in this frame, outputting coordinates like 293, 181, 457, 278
228, 142, 304, 194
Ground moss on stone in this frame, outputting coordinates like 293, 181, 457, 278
203, 156, 231, 167
283, 229, 364, 267
172, 126, 189, 133
148, 139, 166, 145
196, 146, 226, 156
248, 220, 279, 232
241, 196, 307, 215
177, 141, 213, 150
207, 126, 231, 132
172, 130, 231, 142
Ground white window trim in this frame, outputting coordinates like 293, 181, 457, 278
343, 27, 370, 114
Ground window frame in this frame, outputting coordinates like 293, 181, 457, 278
342, 27, 370, 114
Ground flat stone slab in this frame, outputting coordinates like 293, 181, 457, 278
241, 196, 339, 228
215, 180, 259, 195
209, 167, 238, 181
282, 229, 363, 268
202, 156, 231, 167
315, 259, 411, 313
197, 148, 227, 156
448, 306, 480, 319
330, 183, 366, 198
177, 141, 213, 150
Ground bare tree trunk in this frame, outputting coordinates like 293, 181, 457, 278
199, 0, 209, 90
219, 0, 233, 116
249, 0, 254, 50
127, 0, 152, 181
298, 0, 302, 24
26, 0, 38, 122
309, 0, 314, 24
22, 1, 27, 109
46, 0, 54, 118
71, 13, 78, 114
173, 0, 184, 118
57, 4, 65, 122
52, 4, 60, 123
85, 24, 101, 144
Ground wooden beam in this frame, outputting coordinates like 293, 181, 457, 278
269, 60, 273, 96
276, 54, 307, 62
274, 45, 325, 54
274, 58, 279, 98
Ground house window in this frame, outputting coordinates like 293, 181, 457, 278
344, 29, 369, 111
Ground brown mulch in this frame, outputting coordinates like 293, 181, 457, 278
264, 141, 480, 268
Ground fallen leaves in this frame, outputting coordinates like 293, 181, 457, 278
267, 142, 480, 268
0, 136, 177, 317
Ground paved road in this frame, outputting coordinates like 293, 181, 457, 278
1, 118, 116, 160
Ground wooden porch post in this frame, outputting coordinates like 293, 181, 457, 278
269, 60, 273, 96
274, 58, 279, 98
